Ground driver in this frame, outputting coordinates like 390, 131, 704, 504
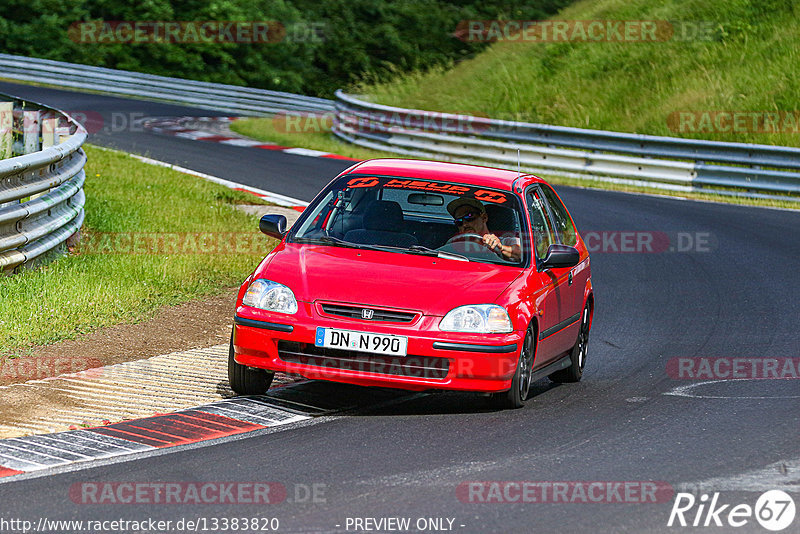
447, 198, 521, 261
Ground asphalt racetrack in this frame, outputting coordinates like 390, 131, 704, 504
1, 81, 798, 533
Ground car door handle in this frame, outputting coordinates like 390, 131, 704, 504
568, 271, 573, 286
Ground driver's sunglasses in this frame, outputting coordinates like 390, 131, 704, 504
454, 212, 479, 226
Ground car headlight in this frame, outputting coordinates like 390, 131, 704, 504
439, 304, 513, 333
242, 279, 298, 314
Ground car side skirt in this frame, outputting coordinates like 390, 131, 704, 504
539, 312, 581, 341
530, 353, 572, 381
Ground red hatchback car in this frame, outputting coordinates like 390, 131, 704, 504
230, 159, 593, 408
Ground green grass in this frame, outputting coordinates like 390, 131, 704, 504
0, 145, 276, 354
230, 115, 800, 210
232, 114, 800, 209
362, 0, 800, 147
230, 0, 800, 210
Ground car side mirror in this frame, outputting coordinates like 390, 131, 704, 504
259, 214, 287, 239
540, 244, 579, 269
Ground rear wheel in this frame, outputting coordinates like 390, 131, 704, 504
491, 325, 535, 409
549, 303, 591, 383
228, 333, 274, 395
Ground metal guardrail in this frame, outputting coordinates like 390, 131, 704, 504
0, 54, 334, 116
0, 92, 87, 273
333, 91, 800, 201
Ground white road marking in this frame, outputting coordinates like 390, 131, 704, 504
664, 379, 800, 399
218, 138, 265, 147
282, 147, 331, 157
675, 457, 800, 493
174, 130, 221, 140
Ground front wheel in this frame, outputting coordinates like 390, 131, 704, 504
549, 303, 591, 383
491, 325, 535, 409
228, 333, 274, 395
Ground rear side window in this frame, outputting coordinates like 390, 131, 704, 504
540, 185, 577, 247
526, 189, 556, 260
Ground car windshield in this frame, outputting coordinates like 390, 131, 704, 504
290, 174, 528, 266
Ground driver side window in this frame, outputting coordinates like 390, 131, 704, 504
540, 185, 577, 247
526, 189, 556, 260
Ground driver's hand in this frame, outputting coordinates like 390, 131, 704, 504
482, 233, 502, 251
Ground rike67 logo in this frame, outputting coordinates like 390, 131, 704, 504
668, 490, 796, 531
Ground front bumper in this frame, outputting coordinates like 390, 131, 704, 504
232, 302, 524, 393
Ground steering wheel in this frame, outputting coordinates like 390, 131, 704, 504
445, 232, 487, 246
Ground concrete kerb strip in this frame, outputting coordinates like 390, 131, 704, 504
0, 344, 306, 439
0, 339, 420, 480
0, 343, 316, 478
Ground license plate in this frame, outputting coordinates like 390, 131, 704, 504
314, 327, 408, 356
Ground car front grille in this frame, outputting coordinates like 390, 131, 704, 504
277, 341, 449, 380
319, 303, 417, 323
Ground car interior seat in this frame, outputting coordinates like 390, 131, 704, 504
343, 200, 418, 248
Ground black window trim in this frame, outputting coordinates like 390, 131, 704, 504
524, 184, 559, 271
538, 183, 578, 248
287, 173, 533, 268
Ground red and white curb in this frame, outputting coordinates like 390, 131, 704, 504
0, 336, 410, 480
0, 397, 312, 478
139, 116, 360, 162
0, 382, 411, 480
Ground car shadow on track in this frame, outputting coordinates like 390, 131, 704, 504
354, 379, 564, 416
219, 378, 565, 418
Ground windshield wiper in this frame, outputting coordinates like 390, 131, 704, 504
296, 238, 469, 261
404, 245, 438, 256
295, 236, 363, 249
297, 236, 400, 255
407, 245, 469, 262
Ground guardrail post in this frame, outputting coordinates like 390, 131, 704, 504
28, 117, 61, 202
0, 102, 11, 159
56, 126, 71, 144
42, 117, 57, 148
23, 110, 40, 154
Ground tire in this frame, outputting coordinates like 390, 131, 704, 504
228, 333, 274, 395
549, 302, 591, 383
490, 324, 536, 409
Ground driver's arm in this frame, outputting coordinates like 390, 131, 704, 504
483, 234, 521, 261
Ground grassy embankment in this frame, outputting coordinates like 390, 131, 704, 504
232, 0, 800, 209
0, 145, 274, 355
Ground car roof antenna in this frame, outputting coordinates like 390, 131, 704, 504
517, 149, 521, 178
